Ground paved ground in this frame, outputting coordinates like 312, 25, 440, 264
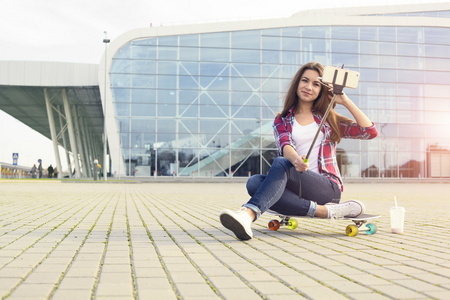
0, 180, 449, 300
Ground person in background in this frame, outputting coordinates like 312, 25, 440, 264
31, 164, 37, 178
47, 164, 54, 178
38, 161, 43, 179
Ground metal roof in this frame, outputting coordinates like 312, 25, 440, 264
0, 61, 103, 156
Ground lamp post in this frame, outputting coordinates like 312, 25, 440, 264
103, 31, 110, 181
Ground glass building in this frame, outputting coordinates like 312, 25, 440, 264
101, 3, 450, 179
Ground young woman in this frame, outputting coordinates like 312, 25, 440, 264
220, 62, 378, 240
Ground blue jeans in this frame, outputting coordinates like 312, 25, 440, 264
243, 157, 341, 220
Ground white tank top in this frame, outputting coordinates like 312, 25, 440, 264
292, 120, 324, 174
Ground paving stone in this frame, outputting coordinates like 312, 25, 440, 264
207, 275, 249, 289
347, 292, 391, 300
300, 286, 349, 299
170, 271, 206, 283
373, 284, 425, 299
0, 277, 22, 296
218, 287, 263, 299
57, 276, 96, 290
327, 279, 375, 293
424, 290, 450, 300
23, 272, 62, 284
8, 283, 54, 298
99, 272, 132, 283
0, 267, 31, 278
51, 289, 93, 300
174, 283, 218, 297
250, 280, 298, 295
64, 267, 99, 277
137, 288, 177, 299
199, 266, 235, 277
95, 282, 134, 297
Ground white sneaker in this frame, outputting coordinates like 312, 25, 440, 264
325, 200, 365, 219
220, 208, 253, 240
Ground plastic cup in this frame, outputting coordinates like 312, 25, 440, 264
390, 207, 405, 234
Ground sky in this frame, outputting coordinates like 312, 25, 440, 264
0, 0, 446, 172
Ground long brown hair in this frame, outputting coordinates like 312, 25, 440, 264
280, 62, 352, 143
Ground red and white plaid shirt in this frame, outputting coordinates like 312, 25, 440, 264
273, 106, 378, 191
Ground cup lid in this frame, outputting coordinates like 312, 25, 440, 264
390, 206, 405, 211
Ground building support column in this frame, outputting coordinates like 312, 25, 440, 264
86, 127, 95, 169
89, 129, 100, 176
58, 105, 72, 178
44, 88, 63, 179
87, 131, 96, 165
62, 89, 81, 178
71, 106, 87, 178
79, 117, 92, 177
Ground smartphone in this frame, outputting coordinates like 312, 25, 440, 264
322, 66, 360, 89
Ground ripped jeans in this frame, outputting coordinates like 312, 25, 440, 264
243, 156, 341, 220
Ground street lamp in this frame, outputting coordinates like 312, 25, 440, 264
103, 31, 110, 181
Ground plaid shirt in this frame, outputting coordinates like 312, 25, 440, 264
273, 106, 378, 191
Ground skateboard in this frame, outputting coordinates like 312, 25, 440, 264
266, 211, 381, 237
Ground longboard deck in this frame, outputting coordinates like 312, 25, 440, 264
266, 210, 381, 236
266, 210, 380, 220
348, 214, 380, 221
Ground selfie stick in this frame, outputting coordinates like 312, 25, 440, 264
303, 68, 347, 163
298, 67, 349, 199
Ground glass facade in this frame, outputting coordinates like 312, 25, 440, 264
109, 24, 450, 178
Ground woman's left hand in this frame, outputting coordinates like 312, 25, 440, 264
334, 93, 351, 106
327, 85, 350, 106
327, 87, 373, 127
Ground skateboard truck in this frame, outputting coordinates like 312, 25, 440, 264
345, 215, 380, 236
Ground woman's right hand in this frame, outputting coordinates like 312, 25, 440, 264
283, 146, 309, 172
294, 154, 309, 172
